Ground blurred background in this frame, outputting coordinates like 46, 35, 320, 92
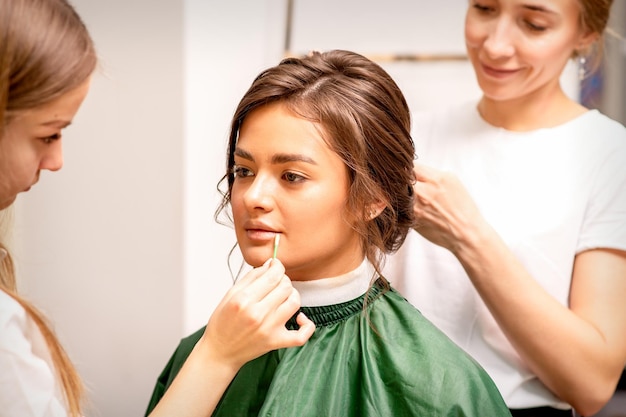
10, 0, 626, 416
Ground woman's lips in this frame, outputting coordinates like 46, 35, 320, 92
482, 63, 519, 79
245, 229, 278, 241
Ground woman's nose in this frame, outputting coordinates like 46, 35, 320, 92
483, 19, 515, 59
243, 175, 275, 211
40, 141, 64, 172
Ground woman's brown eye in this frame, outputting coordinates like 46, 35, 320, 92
42, 133, 61, 144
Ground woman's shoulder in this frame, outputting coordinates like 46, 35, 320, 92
570, 108, 625, 131
0, 289, 27, 325
562, 110, 626, 161
369, 289, 510, 413
0, 290, 28, 352
0, 289, 68, 417
377, 289, 483, 362
583, 109, 626, 126
0, 289, 53, 361
582, 110, 626, 142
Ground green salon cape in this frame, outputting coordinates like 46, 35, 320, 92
145, 282, 510, 416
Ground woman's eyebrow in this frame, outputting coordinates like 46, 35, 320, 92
234, 147, 317, 165
271, 153, 317, 165
41, 119, 72, 128
234, 147, 253, 161
523, 4, 557, 14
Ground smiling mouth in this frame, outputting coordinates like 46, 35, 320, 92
482, 64, 519, 78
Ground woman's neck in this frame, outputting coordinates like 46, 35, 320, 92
478, 85, 587, 132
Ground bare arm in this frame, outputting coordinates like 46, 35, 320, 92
412, 163, 626, 416
148, 259, 315, 417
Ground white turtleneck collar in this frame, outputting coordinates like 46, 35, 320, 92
291, 259, 377, 307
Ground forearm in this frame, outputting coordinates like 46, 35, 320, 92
148, 260, 316, 417
454, 223, 622, 415
148, 339, 239, 417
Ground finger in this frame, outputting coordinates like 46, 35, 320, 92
413, 162, 439, 182
231, 259, 286, 304
221, 259, 272, 305
234, 258, 272, 286
254, 275, 299, 322
412, 177, 429, 195
412, 177, 433, 205
293, 312, 316, 341
270, 287, 310, 325
219, 258, 275, 306
273, 312, 315, 349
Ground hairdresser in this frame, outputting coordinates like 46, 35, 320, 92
0, 0, 314, 416
388, 1, 626, 416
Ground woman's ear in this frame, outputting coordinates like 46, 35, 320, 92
367, 201, 387, 220
577, 30, 599, 54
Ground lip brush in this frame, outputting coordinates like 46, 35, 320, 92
272, 234, 280, 259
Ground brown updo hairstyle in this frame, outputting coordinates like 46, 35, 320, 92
0, 0, 96, 415
216, 50, 415, 277
574, 0, 615, 74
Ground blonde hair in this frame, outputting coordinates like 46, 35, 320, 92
0, 0, 97, 414
0, 238, 85, 416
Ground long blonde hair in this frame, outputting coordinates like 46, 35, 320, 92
0, 0, 97, 415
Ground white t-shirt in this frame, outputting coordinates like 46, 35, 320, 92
385, 100, 626, 409
0, 289, 69, 417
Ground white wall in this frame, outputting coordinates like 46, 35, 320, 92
12, 1, 581, 416
183, 0, 289, 335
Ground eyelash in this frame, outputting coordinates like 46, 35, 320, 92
232, 165, 253, 178
472, 3, 548, 33
41, 133, 61, 144
231, 165, 306, 183
283, 171, 305, 183
472, 1, 495, 14
524, 21, 547, 32
472, 2, 493, 13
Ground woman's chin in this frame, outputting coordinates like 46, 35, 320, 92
241, 249, 270, 268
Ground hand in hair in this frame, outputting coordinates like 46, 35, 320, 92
412, 162, 487, 254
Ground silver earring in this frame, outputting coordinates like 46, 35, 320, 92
578, 55, 587, 81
